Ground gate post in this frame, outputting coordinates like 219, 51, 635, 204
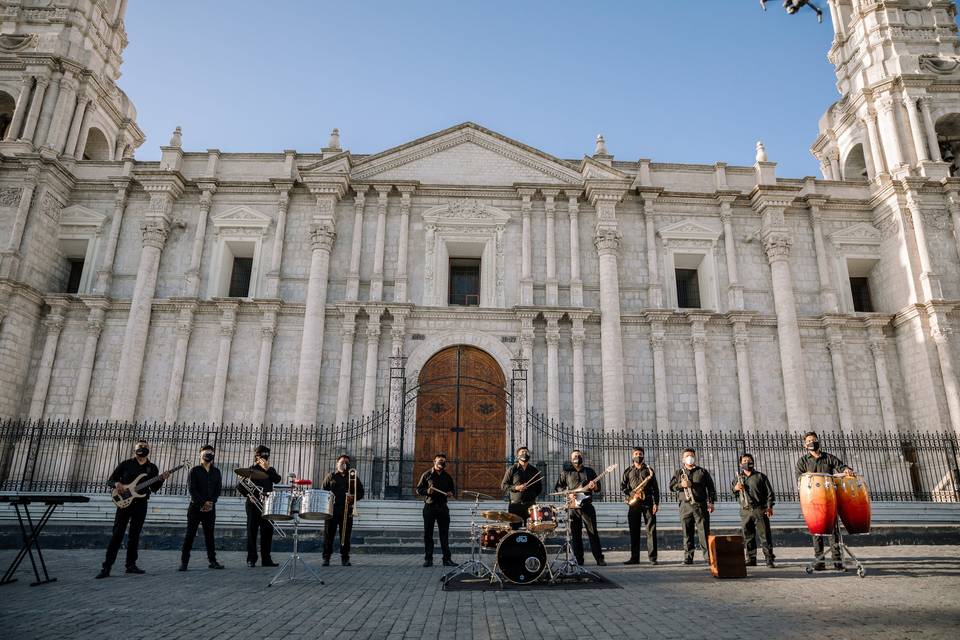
387, 349, 407, 498
511, 356, 528, 451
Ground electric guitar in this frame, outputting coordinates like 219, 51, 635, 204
111, 462, 187, 509
564, 463, 618, 509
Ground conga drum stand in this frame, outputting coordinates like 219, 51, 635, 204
268, 482, 324, 587
550, 506, 599, 582
804, 516, 866, 578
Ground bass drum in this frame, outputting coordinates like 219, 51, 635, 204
496, 531, 547, 584
836, 475, 871, 534
299, 489, 335, 520
263, 489, 294, 521
798, 472, 837, 535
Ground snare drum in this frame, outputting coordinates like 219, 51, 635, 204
527, 504, 557, 533
480, 525, 511, 549
263, 489, 294, 521
299, 489, 335, 520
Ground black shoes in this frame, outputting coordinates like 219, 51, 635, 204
649, 559, 658, 565
813, 562, 827, 571
623, 559, 640, 565
834, 563, 846, 571
208, 561, 224, 570
746, 558, 758, 567
596, 559, 607, 566
766, 560, 776, 568
262, 560, 279, 567
423, 559, 433, 567
442, 559, 456, 567
682, 558, 694, 565
341, 558, 352, 566
125, 565, 145, 574
322, 558, 331, 567
178, 563, 188, 572
247, 561, 256, 568
94, 569, 109, 579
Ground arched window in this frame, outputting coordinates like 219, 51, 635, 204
842, 144, 867, 180
0, 91, 16, 140
82, 127, 111, 161
935, 113, 960, 177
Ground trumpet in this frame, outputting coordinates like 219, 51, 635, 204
238, 475, 286, 538
343, 468, 359, 534
680, 468, 695, 504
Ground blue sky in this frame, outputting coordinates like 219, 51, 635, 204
123, 1, 839, 177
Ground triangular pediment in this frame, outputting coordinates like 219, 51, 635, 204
349, 122, 583, 186
579, 156, 630, 181
830, 222, 881, 245
658, 219, 722, 241
59, 204, 107, 229
211, 205, 272, 228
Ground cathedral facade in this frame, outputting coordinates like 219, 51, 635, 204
1, 0, 960, 449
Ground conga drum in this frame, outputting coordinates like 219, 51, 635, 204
836, 474, 871, 534
798, 472, 837, 535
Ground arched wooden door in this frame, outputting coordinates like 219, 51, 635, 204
414, 345, 506, 498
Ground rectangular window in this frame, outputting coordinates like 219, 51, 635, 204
849, 277, 873, 312
65, 259, 84, 294
228, 256, 253, 298
448, 258, 480, 306
675, 268, 701, 309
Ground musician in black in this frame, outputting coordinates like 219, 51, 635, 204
179, 444, 224, 571
416, 453, 456, 567
621, 446, 659, 565
732, 453, 776, 567
96, 440, 170, 579
554, 449, 606, 566
795, 431, 854, 571
321, 454, 365, 566
668, 448, 716, 565
500, 446, 541, 529
241, 444, 282, 568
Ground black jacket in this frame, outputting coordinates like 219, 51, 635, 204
188, 464, 222, 505
795, 451, 850, 479
555, 464, 601, 502
500, 463, 542, 504
416, 469, 456, 505
731, 470, 775, 510
237, 463, 282, 496
321, 469, 366, 510
108, 458, 164, 498
621, 464, 659, 507
668, 466, 716, 504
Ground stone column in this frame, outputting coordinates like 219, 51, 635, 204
251, 303, 279, 427
863, 110, 888, 176
389, 307, 408, 356
33, 71, 60, 148
818, 157, 834, 181
946, 189, 960, 265
824, 319, 854, 434
0, 165, 40, 279
111, 176, 183, 422
642, 193, 662, 308
394, 187, 413, 302
731, 319, 756, 433
690, 315, 712, 431
591, 187, 627, 432
929, 309, 960, 439
361, 308, 383, 417
334, 306, 358, 425
71, 102, 95, 159
18, 75, 48, 143
865, 318, 898, 435
185, 187, 215, 297
567, 191, 583, 306
828, 151, 841, 181
718, 197, 743, 310
94, 182, 130, 294
45, 72, 77, 152
163, 301, 196, 424
902, 94, 930, 163
346, 187, 365, 300
69, 298, 108, 421
808, 199, 839, 312
62, 95, 90, 158
570, 313, 587, 431
209, 301, 238, 425
519, 189, 534, 305
918, 97, 942, 162
3, 76, 33, 142
876, 96, 905, 171
28, 298, 68, 419
543, 191, 559, 305
647, 313, 669, 432
294, 211, 337, 425
265, 184, 291, 298
544, 312, 561, 422
518, 311, 536, 410
370, 187, 389, 301
904, 188, 943, 301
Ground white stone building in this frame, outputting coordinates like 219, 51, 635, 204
1, 0, 960, 453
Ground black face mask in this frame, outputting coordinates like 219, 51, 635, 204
338, 461, 349, 472
572, 456, 582, 466
741, 463, 754, 471
202, 452, 215, 462
135, 447, 149, 457
518, 454, 530, 462
632, 456, 643, 464
436, 460, 446, 469
806, 441, 821, 452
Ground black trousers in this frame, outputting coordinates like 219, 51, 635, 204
102, 498, 148, 570
507, 502, 532, 530
627, 503, 658, 561
423, 503, 451, 561
569, 502, 604, 565
323, 507, 354, 560
740, 507, 774, 560
181, 503, 217, 565
812, 528, 842, 562
245, 501, 274, 563
679, 501, 710, 561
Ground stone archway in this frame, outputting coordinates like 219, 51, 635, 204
413, 345, 507, 498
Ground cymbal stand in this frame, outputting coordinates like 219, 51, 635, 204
441, 492, 498, 585
268, 485, 324, 587
550, 503, 599, 582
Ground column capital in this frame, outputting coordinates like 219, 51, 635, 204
594, 229, 621, 255
762, 233, 791, 263
141, 219, 170, 249
309, 222, 336, 251
875, 94, 896, 114
353, 188, 366, 209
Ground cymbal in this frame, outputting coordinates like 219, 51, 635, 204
481, 510, 522, 523
462, 490, 494, 499
234, 467, 268, 481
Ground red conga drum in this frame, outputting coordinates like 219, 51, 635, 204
798, 472, 837, 535
836, 474, 871, 534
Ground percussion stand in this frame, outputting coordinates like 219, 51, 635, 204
440, 493, 498, 585
550, 504, 599, 582
804, 516, 866, 578
268, 485, 324, 587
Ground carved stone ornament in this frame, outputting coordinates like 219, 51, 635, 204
762, 234, 791, 262
40, 193, 63, 222
919, 54, 960, 75
0, 33, 38, 51
0, 188, 21, 208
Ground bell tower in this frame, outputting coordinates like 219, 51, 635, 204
811, 0, 960, 182
0, 0, 143, 159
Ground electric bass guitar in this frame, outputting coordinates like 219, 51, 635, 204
111, 462, 187, 509
564, 463, 618, 509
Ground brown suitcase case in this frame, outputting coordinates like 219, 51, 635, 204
708, 534, 747, 578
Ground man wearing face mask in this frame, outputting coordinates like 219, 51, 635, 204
732, 453, 776, 567
96, 440, 170, 579
320, 454, 365, 566
179, 444, 223, 571
621, 446, 659, 565
554, 449, 606, 566
669, 448, 716, 565
242, 445, 282, 568
416, 453, 456, 567
500, 446, 541, 529
796, 431, 854, 571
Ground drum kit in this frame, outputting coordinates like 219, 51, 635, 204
798, 472, 872, 578
236, 468, 332, 586
441, 488, 599, 587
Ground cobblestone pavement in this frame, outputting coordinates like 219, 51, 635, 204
1, 546, 958, 639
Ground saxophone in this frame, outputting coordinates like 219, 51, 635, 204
736, 472, 751, 509
680, 468, 695, 504
626, 467, 655, 506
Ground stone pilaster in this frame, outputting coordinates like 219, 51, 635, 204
185, 185, 215, 297
808, 198, 839, 312
346, 187, 365, 300
904, 186, 943, 302
544, 311, 561, 422
642, 193, 662, 308
209, 300, 238, 425
94, 180, 131, 294
164, 300, 197, 424
518, 310, 536, 410
69, 298, 108, 421
730, 316, 756, 433
63, 94, 90, 159
370, 187, 389, 301
28, 297, 68, 419
823, 318, 854, 434
876, 95, 906, 172
864, 317, 898, 435
0, 165, 40, 279
3, 76, 33, 142
543, 190, 559, 305
265, 181, 292, 298
394, 187, 414, 303
902, 94, 930, 164
928, 305, 960, 439
334, 305, 358, 425
518, 188, 534, 305
361, 307, 383, 417
647, 311, 669, 432
690, 314, 712, 431
569, 311, 588, 431
252, 302, 279, 427
862, 110, 888, 178
918, 97, 942, 162
566, 191, 583, 307
718, 195, 743, 310
946, 188, 960, 266
19, 75, 48, 143
44, 71, 77, 152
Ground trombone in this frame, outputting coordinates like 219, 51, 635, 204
343, 468, 360, 534
238, 475, 286, 538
